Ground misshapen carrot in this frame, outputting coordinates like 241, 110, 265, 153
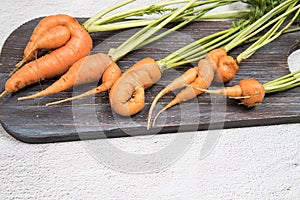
14, 25, 71, 73
195, 78, 265, 107
151, 58, 215, 126
18, 53, 114, 100
45, 60, 121, 106
148, 48, 226, 128
109, 58, 162, 116
0, 14, 93, 98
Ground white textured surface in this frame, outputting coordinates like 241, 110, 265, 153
1, 1, 300, 199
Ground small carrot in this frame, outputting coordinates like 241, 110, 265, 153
0, 14, 93, 98
151, 58, 215, 127
109, 58, 162, 116
193, 78, 265, 107
147, 49, 225, 128
45, 61, 121, 106
18, 53, 115, 101
14, 25, 71, 74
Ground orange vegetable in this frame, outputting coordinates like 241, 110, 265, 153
151, 58, 215, 126
14, 25, 71, 73
194, 78, 265, 107
109, 58, 162, 116
45, 59, 121, 106
0, 14, 93, 98
18, 53, 115, 101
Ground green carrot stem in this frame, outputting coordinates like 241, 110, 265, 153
159, 20, 249, 70
264, 70, 300, 86
86, 19, 156, 32
110, 0, 198, 62
90, 0, 191, 27
162, 27, 241, 68
264, 70, 300, 93
83, 0, 136, 29
160, 27, 232, 63
198, 10, 250, 20
137, 1, 235, 49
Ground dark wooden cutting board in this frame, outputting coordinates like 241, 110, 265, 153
0, 17, 299, 144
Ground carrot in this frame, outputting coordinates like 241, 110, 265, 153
109, 58, 162, 116
151, 57, 215, 127
194, 70, 300, 107
147, 49, 225, 128
46, 62, 121, 106
45, 61, 121, 106
18, 53, 115, 101
14, 25, 71, 73
193, 78, 265, 107
0, 14, 93, 98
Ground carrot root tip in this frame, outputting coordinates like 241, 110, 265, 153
0, 90, 8, 99
229, 96, 251, 100
152, 107, 167, 127
18, 94, 39, 101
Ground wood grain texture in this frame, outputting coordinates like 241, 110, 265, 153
0, 17, 299, 143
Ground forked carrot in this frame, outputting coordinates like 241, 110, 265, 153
14, 25, 71, 73
148, 49, 226, 127
0, 14, 93, 98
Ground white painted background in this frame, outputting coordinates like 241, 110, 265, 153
0, 1, 300, 199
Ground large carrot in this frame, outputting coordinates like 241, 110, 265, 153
15, 25, 71, 72
0, 14, 93, 98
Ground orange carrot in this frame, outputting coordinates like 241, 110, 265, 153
18, 53, 114, 100
45, 60, 121, 106
109, 58, 162, 116
147, 67, 198, 126
14, 25, 71, 73
147, 49, 226, 127
193, 78, 265, 107
0, 14, 93, 98
151, 58, 215, 126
